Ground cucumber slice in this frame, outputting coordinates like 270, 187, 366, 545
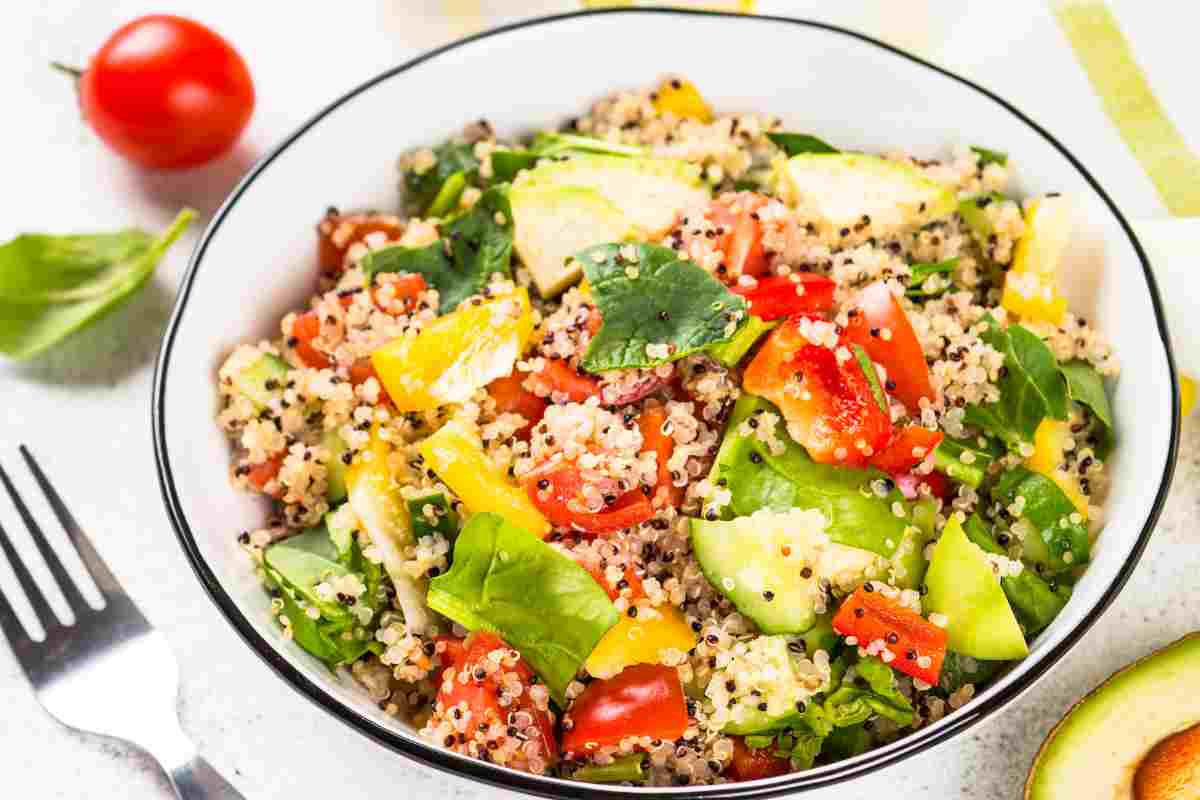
233, 353, 288, 410
958, 192, 1008, 239
690, 509, 885, 635
710, 635, 829, 735
780, 153, 956, 237
517, 154, 709, 238
322, 429, 350, 503
510, 184, 632, 297
324, 504, 356, 562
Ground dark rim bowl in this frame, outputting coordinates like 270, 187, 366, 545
153, 8, 1179, 798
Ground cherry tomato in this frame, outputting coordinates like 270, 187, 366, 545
487, 372, 548, 441
71, 15, 254, 169
290, 310, 331, 370
433, 632, 557, 771
578, 559, 646, 602
869, 426, 944, 475
372, 272, 427, 315
525, 359, 602, 404
707, 193, 770, 278
561, 664, 688, 755
731, 274, 836, 320
727, 736, 791, 781
832, 586, 948, 686
246, 452, 284, 498
318, 211, 405, 274
842, 282, 936, 412
523, 465, 654, 536
638, 406, 684, 509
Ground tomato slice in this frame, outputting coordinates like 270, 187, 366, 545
487, 372, 548, 441
578, 559, 647, 602
637, 406, 683, 509
433, 632, 557, 770
290, 310, 331, 369
525, 359, 602, 404
842, 282, 936, 412
373, 272, 427, 315
348, 357, 393, 406
523, 465, 654, 536
246, 452, 284, 497
831, 586, 948, 686
731, 274, 836, 320
707, 193, 770, 278
869, 426, 944, 474
727, 737, 791, 782
318, 212, 404, 274
561, 664, 688, 755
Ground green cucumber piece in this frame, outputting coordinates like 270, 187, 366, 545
233, 353, 288, 410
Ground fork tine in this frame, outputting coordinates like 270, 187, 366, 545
0, 463, 91, 615
0, 518, 60, 634
18, 446, 122, 601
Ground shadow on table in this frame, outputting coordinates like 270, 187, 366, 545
9, 278, 176, 387
133, 143, 261, 221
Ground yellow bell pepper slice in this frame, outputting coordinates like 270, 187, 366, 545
584, 605, 697, 679
1181, 374, 1196, 419
1025, 419, 1089, 519
1002, 196, 1072, 325
419, 419, 549, 537
652, 78, 713, 123
372, 287, 534, 412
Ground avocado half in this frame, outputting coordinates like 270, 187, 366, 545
1026, 633, 1200, 799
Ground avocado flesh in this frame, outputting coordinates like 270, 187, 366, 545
1026, 634, 1200, 800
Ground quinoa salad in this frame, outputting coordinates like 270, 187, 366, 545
216, 78, 1119, 786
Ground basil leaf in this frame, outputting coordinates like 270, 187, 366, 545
964, 317, 1068, 448
1059, 360, 1115, 459
427, 512, 619, 704
767, 132, 839, 156
490, 150, 540, 183
579, 242, 748, 372
906, 257, 959, 299
404, 141, 480, 214
362, 186, 513, 314
991, 466, 1090, 573
0, 209, 193, 360
971, 145, 1009, 167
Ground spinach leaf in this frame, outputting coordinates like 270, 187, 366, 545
932, 435, 1000, 488
0, 209, 193, 359
530, 132, 646, 158
937, 651, 1005, 695
964, 317, 1068, 448
1059, 360, 1115, 459
404, 141, 480, 214
490, 150, 540, 183
971, 145, 1009, 167
710, 394, 910, 557
407, 493, 458, 541
824, 655, 914, 727
747, 704, 834, 769
991, 466, 1090, 573
822, 723, 871, 760
767, 132, 839, 156
427, 512, 619, 704
906, 257, 959, 299
579, 242, 748, 372
362, 186, 513, 313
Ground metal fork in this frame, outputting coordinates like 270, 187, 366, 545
0, 446, 243, 799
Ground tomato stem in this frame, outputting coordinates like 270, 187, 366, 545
50, 61, 84, 80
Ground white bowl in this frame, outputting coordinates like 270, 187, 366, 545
152, 9, 1179, 798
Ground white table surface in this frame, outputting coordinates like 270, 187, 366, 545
2, 1, 1196, 797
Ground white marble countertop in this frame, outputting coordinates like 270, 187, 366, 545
2, 1, 1197, 797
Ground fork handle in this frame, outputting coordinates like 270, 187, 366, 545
167, 755, 246, 799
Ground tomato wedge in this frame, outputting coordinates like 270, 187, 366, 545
731, 274, 835, 321
523, 465, 654, 536
842, 282, 936, 412
727, 737, 791, 781
433, 632, 558, 770
638, 406, 683, 509
290, 310, 331, 369
318, 211, 404, 273
562, 664, 688, 755
707, 193, 770, 278
832, 586, 948, 686
487, 372, 548, 441
869, 425, 944, 474
525, 359, 602, 404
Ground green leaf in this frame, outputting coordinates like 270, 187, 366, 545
932, 435, 999, 488
1059, 360, 1115, 459
971, 145, 1009, 167
426, 171, 467, 218
963, 514, 1065, 635
490, 150, 540, 183
0, 209, 194, 359
579, 242, 748, 372
851, 344, 888, 413
906, 257, 959, 299
964, 317, 1068, 448
427, 513, 619, 704
706, 314, 775, 367
767, 132, 839, 156
991, 466, 1090, 573
824, 656, 915, 727
530, 132, 647, 158
404, 141, 480, 214
407, 493, 459, 541
937, 651, 1005, 695
823, 724, 871, 760
362, 186, 513, 314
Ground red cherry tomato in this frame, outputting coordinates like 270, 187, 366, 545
638, 406, 684, 509
71, 15, 255, 169
731, 274, 836, 320
487, 373, 548, 441
577, 559, 646, 602
869, 425, 944, 475
290, 311, 331, 370
318, 211, 405, 274
562, 664, 688, 755
246, 452, 284, 498
525, 359, 602, 404
727, 736, 791, 781
707, 193, 771, 278
842, 282, 936, 412
523, 465, 654, 536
